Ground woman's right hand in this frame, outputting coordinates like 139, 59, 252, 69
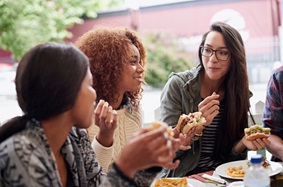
94, 100, 117, 147
198, 93, 220, 127
115, 124, 180, 177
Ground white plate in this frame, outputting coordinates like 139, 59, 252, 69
215, 160, 283, 180
150, 178, 205, 187
187, 178, 206, 187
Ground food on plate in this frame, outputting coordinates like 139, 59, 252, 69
176, 112, 206, 133
148, 121, 174, 137
153, 178, 188, 187
226, 166, 245, 178
244, 124, 271, 141
247, 157, 271, 168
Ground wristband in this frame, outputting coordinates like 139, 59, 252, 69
191, 136, 200, 141
191, 131, 203, 141
194, 131, 203, 137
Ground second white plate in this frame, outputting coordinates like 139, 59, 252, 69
215, 160, 283, 180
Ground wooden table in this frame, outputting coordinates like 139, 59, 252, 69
271, 173, 283, 187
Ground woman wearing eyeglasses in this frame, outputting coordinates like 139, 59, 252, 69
159, 22, 270, 177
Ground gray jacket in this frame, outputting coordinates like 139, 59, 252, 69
159, 65, 246, 177
160, 65, 202, 127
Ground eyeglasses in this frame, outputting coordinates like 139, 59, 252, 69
200, 46, 230, 61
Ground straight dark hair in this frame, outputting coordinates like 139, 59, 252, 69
198, 22, 250, 160
0, 43, 89, 143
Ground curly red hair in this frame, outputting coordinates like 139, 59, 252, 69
75, 27, 147, 107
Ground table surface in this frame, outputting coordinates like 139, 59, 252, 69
195, 174, 282, 187
188, 162, 283, 187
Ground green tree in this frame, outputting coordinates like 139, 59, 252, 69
142, 32, 195, 88
0, 0, 123, 61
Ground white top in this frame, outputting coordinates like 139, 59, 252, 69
87, 106, 142, 172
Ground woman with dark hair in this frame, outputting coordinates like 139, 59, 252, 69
159, 22, 270, 177
0, 43, 181, 186
75, 27, 147, 172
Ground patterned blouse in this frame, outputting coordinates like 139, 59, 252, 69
0, 119, 156, 187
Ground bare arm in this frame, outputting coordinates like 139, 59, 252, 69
266, 134, 283, 160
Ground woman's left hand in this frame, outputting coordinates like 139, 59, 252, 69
176, 127, 197, 149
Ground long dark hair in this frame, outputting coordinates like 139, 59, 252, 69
198, 22, 250, 160
0, 43, 89, 143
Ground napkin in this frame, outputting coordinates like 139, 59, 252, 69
186, 170, 214, 182
202, 173, 227, 184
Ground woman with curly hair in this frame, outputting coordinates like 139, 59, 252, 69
75, 27, 146, 172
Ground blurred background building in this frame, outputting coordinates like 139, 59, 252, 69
69, 0, 281, 84
0, 0, 281, 124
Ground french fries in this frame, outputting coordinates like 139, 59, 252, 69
153, 178, 188, 187
226, 166, 246, 178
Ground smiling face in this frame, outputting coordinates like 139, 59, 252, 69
202, 31, 231, 82
71, 68, 97, 128
119, 44, 144, 93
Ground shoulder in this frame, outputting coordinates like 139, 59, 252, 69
117, 106, 142, 117
119, 107, 142, 128
131, 105, 142, 114
273, 65, 283, 74
163, 66, 201, 92
168, 66, 201, 84
267, 66, 283, 88
169, 68, 196, 81
272, 66, 283, 79
1, 128, 44, 154
0, 131, 52, 182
